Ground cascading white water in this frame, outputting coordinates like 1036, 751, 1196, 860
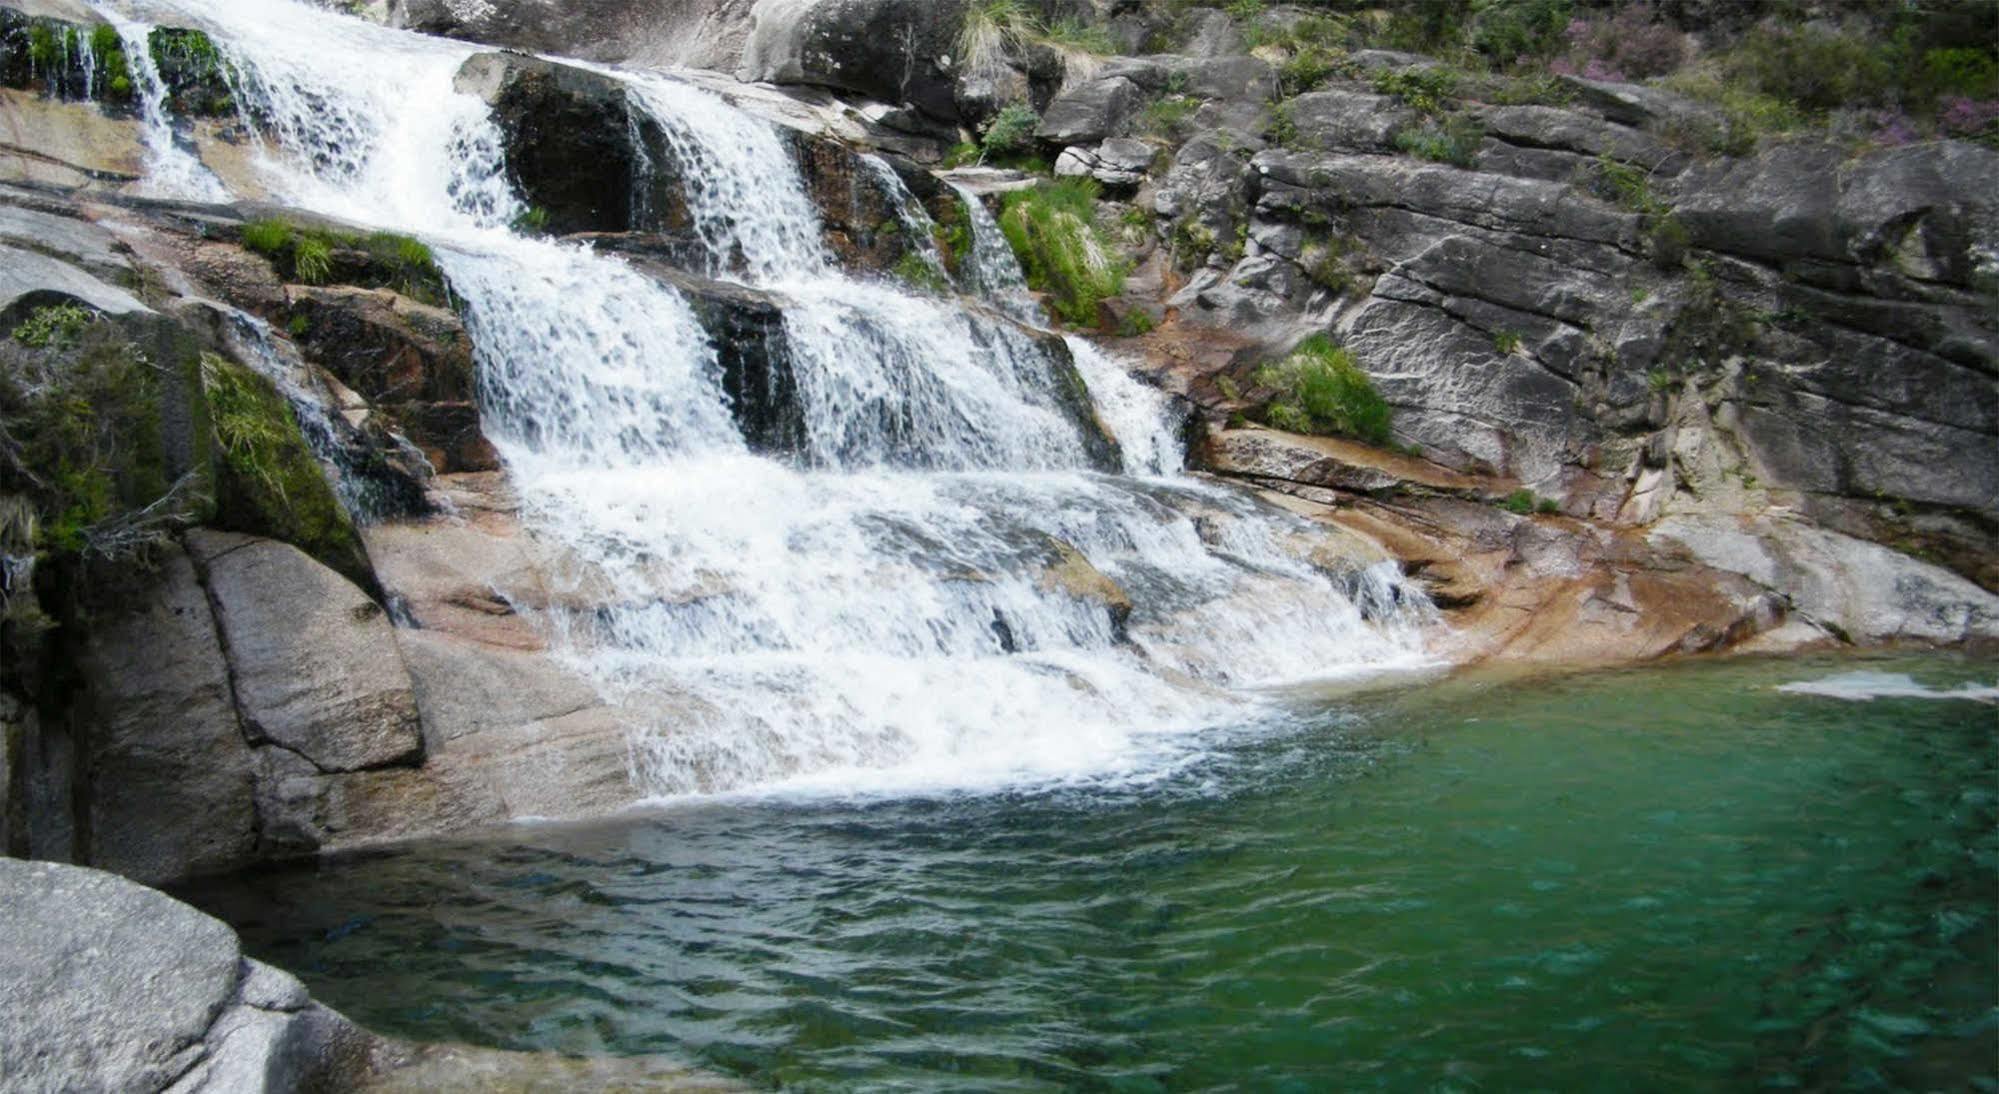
94, 12, 233, 202
105, 0, 1436, 799
951, 180, 1045, 323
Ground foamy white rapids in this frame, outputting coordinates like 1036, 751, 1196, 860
117, 0, 1438, 800
1778, 672, 1999, 703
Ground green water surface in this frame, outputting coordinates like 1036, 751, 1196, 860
183, 654, 1999, 1091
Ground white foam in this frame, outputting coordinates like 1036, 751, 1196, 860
1777, 671, 1999, 703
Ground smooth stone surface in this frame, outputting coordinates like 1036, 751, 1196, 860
190, 531, 423, 773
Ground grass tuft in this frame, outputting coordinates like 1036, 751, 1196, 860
1252, 334, 1392, 447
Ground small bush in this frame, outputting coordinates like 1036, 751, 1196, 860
981, 103, 1040, 160
1252, 335, 1392, 446
998, 178, 1131, 327
1280, 44, 1342, 96
1730, 24, 1892, 115
1373, 67, 1460, 115
11, 304, 96, 350
1117, 310, 1155, 336
509, 206, 549, 234
1299, 233, 1353, 293
1393, 115, 1482, 167
1535, 496, 1561, 515
1500, 488, 1536, 514
1493, 330, 1523, 354
1140, 94, 1201, 140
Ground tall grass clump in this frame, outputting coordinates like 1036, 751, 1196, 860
1253, 335, 1392, 446
998, 178, 1130, 327
958, 0, 1037, 83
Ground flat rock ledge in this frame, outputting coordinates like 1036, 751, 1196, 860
0, 858, 738, 1093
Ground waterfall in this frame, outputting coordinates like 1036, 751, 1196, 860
96, 10, 232, 202
106, 0, 1434, 798
951, 181, 1044, 323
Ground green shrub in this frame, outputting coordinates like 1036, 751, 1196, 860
1467, 0, 1572, 66
1268, 100, 1300, 147
1393, 115, 1482, 167
1730, 24, 1893, 115
1493, 329, 1523, 354
1536, 496, 1561, 514
999, 178, 1130, 327
11, 304, 96, 350
1500, 488, 1536, 514
1118, 310, 1155, 336
0, 323, 196, 557
1372, 66, 1460, 115
1140, 94, 1201, 140
1300, 233, 1353, 293
241, 219, 294, 256
1280, 44, 1342, 96
981, 103, 1040, 160
89, 23, 119, 56
1251, 335, 1392, 446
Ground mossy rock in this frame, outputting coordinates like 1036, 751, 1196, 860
148, 27, 233, 118
199, 354, 371, 590
0, 13, 135, 104
0, 299, 216, 558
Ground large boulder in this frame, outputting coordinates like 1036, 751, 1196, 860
189, 531, 424, 774
392, 0, 760, 70
284, 284, 498, 474
75, 545, 256, 885
1035, 75, 1142, 145
738, 0, 968, 122
0, 858, 376, 1094
454, 52, 639, 235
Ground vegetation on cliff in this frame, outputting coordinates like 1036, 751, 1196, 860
1251, 336, 1392, 447
998, 178, 1131, 327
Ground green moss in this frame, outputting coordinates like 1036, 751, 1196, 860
891, 252, 951, 295
89, 24, 119, 57
26, 23, 60, 69
935, 197, 974, 272
1500, 489, 1537, 514
999, 178, 1130, 328
199, 353, 363, 579
1252, 335, 1392, 447
0, 316, 207, 559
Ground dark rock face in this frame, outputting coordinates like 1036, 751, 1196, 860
738, 0, 969, 123
285, 284, 497, 474
642, 261, 807, 454
455, 52, 638, 235
1036, 76, 1143, 145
